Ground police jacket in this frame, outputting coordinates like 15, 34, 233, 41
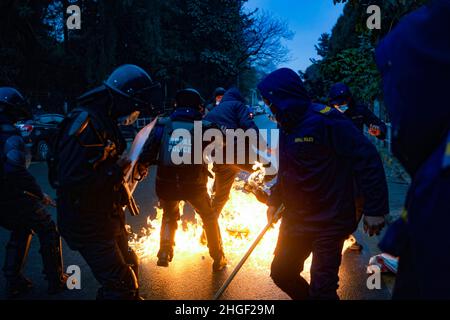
140, 107, 212, 200
204, 88, 259, 165
0, 114, 43, 206
204, 88, 257, 131
344, 102, 387, 140
55, 96, 127, 244
258, 68, 389, 236
375, 1, 450, 297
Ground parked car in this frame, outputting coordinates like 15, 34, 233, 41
16, 114, 65, 161
16, 113, 141, 161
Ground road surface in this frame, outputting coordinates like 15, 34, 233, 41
0, 115, 406, 300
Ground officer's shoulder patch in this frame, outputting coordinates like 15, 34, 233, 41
311, 104, 333, 116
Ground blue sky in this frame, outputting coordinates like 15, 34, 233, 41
245, 0, 344, 73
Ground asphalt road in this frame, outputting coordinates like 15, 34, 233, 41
0, 114, 406, 300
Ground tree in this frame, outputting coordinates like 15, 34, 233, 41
315, 33, 330, 59
238, 10, 293, 69
302, 0, 430, 105
300, 64, 328, 103
320, 34, 380, 103
0, 0, 293, 111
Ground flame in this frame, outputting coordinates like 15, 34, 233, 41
128, 164, 353, 280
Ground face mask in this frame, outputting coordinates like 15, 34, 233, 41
336, 104, 349, 113
119, 110, 140, 126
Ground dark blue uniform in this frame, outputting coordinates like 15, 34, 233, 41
376, 1, 450, 299
329, 83, 388, 234
54, 64, 160, 299
329, 83, 387, 140
204, 88, 258, 215
345, 103, 387, 140
258, 68, 389, 299
55, 93, 139, 300
139, 106, 226, 269
0, 114, 65, 297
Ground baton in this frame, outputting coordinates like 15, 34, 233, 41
213, 204, 284, 300
23, 191, 57, 208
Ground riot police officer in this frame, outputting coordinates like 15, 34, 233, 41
0, 87, 67, 298
376, 1, 450, 299
258, 69, 388, 300
328, 83, 387, 140
328, 83, 388, 251
204, 88, 260, 217
138, 88, 227, 271
53, 64, 161, 300
205, 87, 226, 114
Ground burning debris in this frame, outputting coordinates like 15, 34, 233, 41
128, 165, 353, 277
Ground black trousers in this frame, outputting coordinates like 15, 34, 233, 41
1, 200, 62, 282
57, 193, 139, 300
212, 164, 255, 216
77, 232, 139, 300
270, 220, 347, 300
159, 191, 224, 260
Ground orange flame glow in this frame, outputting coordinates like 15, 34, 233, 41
128, 165, 353, 281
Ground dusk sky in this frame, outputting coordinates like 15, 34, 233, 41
245, 0, 345, 73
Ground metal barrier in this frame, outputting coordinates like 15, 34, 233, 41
386, 122, 392, 154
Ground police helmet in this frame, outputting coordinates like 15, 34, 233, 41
104, 64, 162, 113
328, 83, 351, 106
213, 87, 226, 98
175, 88, 204, 110
0, 87, 31, 121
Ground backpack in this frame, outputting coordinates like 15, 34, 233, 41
157, 117, 198, 167
47, 108, 94, 189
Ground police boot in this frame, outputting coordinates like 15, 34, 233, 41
203, 221, 227, 272
126, 249, 144, 300
157, 222, 177, 267
126, 247, 140, 279
97, 266, 141, 300
3, 232, 33, 299
38, 225, 68, 294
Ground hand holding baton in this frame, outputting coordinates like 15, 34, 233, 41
23, 191, 57, 208
213, 204, 285, 300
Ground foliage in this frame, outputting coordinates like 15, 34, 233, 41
0, 0, 291, 112
303, 0, 429, 104
320, 34, 380, 103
